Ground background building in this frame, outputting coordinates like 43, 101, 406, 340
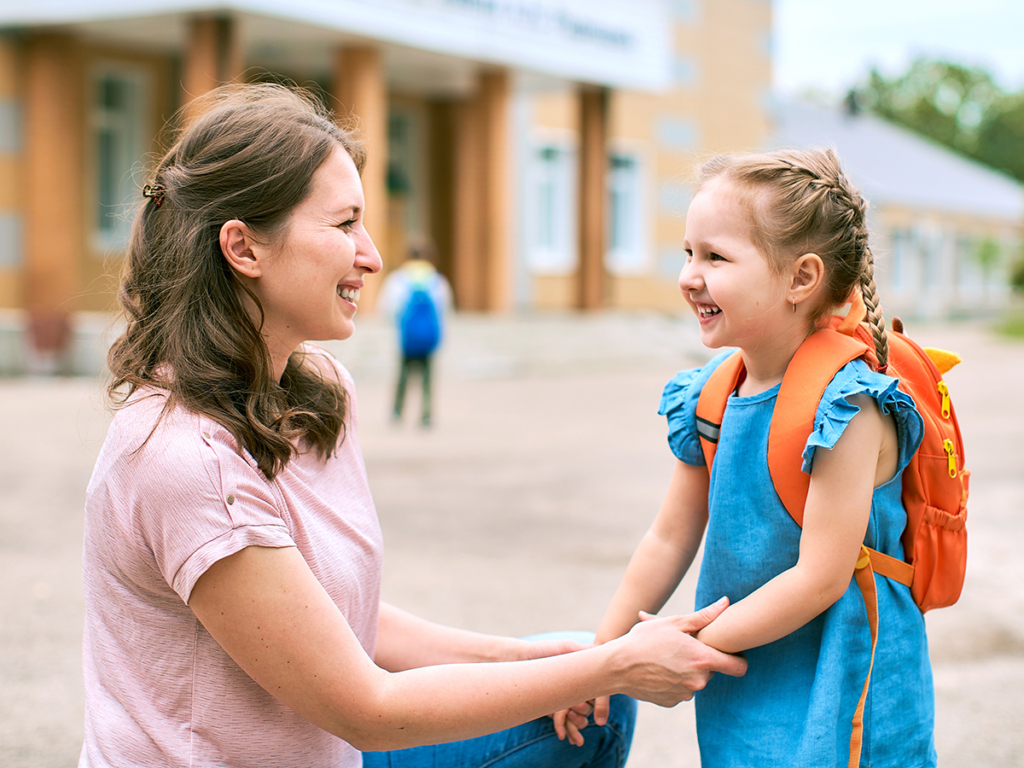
770, 100, 1024, 321
0, 0, 772, 373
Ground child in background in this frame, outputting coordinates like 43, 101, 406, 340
379, 238, 452, 427
584, 148, 935, 767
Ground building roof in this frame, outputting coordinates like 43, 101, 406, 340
0, 0, 672, 91
767, 100, 1024, 222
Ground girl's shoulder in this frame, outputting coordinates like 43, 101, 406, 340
801, 358, 925, 475
657, 350, 735, 465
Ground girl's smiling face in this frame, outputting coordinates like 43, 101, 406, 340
679, 176, 792, 351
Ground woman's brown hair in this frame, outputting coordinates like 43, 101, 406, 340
108, 83, 366, 479
696, 147, 890, 369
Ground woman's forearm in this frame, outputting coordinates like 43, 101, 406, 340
352, 642, 622, 750
375, 602, 531, 671
351, 608, 742, 752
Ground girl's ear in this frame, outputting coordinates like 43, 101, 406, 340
789, 252, 825, 304
219, 220, 263, 279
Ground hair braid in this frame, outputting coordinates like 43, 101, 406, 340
859, 246, 890, 370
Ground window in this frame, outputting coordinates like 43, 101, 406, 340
526, 143, 576, 273
91, 67, 148, 252
890, 229, 913, 292
606, 152, 646, 274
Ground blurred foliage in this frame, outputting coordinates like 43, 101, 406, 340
855, 58, 1024, 183
995, 306, 1024, 338
1010, 241, 1024, 294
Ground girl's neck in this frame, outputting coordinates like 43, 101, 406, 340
735, 323, 811, 397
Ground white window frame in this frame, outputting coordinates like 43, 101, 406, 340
605, 148, 649, 275
90, 64, 150, 254
526, 139, 577, 274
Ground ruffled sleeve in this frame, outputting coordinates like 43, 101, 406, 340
801, 359, 924, 476
658, 351, 734, 465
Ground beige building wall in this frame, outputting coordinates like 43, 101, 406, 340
528, 0, 773, 312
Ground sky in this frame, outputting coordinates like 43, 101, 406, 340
772, 0, 1024, 98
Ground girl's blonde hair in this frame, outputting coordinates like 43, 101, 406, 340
696, 148, 889, 369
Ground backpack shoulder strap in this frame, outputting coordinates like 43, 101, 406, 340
694, 352, 746, 472
768, 328, 870, 527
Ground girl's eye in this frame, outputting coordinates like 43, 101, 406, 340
709, 252, 725, 262
684, 249, 693, 261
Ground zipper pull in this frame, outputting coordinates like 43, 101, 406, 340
943, 439, 958, 478
938, 381, 951, 419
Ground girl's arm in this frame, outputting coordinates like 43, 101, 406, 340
595, 459, 710, 645
558, 459, 709, 732
695, 394, 889, 654
188, 543, 747, 753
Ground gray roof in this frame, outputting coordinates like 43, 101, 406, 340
767, 100, 1024, 222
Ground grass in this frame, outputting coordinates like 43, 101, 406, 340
995, 305, 1024, 339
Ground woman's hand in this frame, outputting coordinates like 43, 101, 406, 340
551, 598, 747, 744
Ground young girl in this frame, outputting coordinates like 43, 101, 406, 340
588, 148, 935, 767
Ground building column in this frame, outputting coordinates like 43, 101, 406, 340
451, 70, 511, 312
24, 34, 83, 372
479, 71, 511, 312
183, 15, 243, 106
0, 37, 21, 312
333, 46, 387, 311
451, 98, 484, 310
576, 86, 609, 310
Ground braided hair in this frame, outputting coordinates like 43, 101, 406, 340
696, 148, 889, 370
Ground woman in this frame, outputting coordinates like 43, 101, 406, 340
80, 84, 745, 768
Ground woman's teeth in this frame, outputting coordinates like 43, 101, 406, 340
338, 286, 360, 303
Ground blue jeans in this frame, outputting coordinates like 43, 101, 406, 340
363, 632, 637, 768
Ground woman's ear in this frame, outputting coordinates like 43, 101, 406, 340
789, 252, 825, 304
219, 220, 262, 279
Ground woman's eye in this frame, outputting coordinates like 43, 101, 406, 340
337, 219, 356, 229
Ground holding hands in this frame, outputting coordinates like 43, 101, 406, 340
551, 598, 747, 745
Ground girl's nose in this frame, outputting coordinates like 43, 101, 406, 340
678, 259, 702, 293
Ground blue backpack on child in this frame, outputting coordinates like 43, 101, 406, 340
399, 281, 441, 358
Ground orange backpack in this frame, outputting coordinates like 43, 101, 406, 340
694, 298, 968, 767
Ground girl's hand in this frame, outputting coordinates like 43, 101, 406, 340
550, 701, 593, 746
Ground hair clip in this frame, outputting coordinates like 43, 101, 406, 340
143, 183, 166, 208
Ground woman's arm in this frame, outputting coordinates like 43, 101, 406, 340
189, 544, 746, 753
695, 394, 889, 654
375, 602, 585, 671
595, 459, 710, 645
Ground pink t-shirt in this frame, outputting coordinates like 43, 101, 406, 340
80, 350, 382, 768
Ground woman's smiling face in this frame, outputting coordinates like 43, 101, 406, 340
678, 176, 790, 351
248, 144, 383, 372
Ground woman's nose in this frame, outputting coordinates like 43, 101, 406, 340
356, 230, 383, 274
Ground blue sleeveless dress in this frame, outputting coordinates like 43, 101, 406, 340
659, 352, 936, 768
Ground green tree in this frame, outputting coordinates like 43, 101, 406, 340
855, 58, 1024, 184
975, 93, 1024, 182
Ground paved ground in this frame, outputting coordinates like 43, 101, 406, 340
1, 311, 1022, 767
